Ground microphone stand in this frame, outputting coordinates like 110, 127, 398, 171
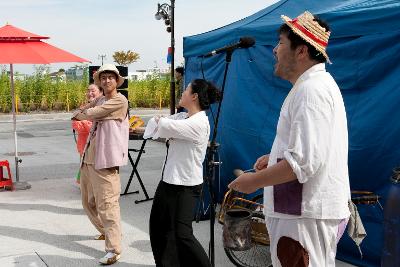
206, 48, 233, 267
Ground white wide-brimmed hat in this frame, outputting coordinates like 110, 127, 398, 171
93, 64, 125, 88
281, 11, 331, 63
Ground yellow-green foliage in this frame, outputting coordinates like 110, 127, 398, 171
127, 78, 170, 108
0, 72, 170, 113
0, 72, 11, 113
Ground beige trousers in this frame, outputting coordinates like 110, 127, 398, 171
80, 163, 122, 254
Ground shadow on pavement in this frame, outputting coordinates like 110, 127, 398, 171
0, 203, 84, 215
129, 239, 153, 253
0, 226, 101, 259
15, 254, 149, 267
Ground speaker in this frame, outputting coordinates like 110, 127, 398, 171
89, 65, 128, 89
88, 65, 99, 84
117, 66, 128, 89
117, 89, 128, 100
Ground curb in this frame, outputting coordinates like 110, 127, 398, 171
0, 109, 170, 123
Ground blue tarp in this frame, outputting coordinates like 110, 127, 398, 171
183, 0, 400, 266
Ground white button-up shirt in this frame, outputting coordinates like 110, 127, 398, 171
144, 111, 210, 186
264, 63, 351, 219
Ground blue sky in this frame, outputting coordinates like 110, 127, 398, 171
0, 0, 278, 74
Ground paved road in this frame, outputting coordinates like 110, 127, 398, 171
0, 110, 356, 267
0, 109, 168, 182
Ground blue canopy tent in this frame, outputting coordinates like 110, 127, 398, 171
183, 0, 400, 266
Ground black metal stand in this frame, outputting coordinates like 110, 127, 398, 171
121, 148, 141, 196
121, 136, 154, 204
204, 49, 233, 267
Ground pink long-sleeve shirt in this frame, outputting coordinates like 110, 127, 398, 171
72, 93, 129, 170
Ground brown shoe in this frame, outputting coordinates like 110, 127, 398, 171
94, 234, 105, 240
99, 252, 120, 265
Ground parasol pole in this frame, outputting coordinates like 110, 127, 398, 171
9, 63, 30, 190
10, 63, 19, 181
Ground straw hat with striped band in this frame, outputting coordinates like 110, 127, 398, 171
281, 11, 331, 64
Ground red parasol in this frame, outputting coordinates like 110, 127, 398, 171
0, 24, 88, 64
0, 24, 89, 188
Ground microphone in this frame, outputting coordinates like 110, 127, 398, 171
202, 37, 255, 58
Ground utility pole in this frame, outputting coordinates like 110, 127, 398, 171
98, 54, 106, 65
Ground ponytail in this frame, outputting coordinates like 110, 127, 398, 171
191, 79, 221, 110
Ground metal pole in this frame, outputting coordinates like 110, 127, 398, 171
99, 54, 106, 65
9, 64, 30, 190
207, 50, 232, 267
10, 64, 19, 182
170, 0, 176, 115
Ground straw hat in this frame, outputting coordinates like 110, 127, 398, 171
281, 11, 331, 63
93, 64, 125, 88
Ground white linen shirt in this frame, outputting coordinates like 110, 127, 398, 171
264, 63, 351, 220
144, 111, 210, 186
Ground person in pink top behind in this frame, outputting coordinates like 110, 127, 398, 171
71, 84, 103, 185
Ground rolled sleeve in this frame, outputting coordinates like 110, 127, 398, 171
284, 98, 333, 184
71, 97, 102, 121
145, 113, 188, 139
85, 97, 125, 120
155, 117, 204, 142
151, 112, 208, 143
143, 117, 158, 139
73, 111, 90, 121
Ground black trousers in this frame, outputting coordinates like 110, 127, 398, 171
150, 181, 211, 267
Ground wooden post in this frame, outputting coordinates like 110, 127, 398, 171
15, 94, 19, 114
66, 92, 70, 112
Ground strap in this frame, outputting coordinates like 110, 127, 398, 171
161, 140, 170, 181
72, 129, 77, 144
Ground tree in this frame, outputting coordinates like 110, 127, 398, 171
112, 50, 140, 66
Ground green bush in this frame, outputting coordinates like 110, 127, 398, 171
0, 72, 170, 113
0, 72, 11, 112
128, 78, 170, 108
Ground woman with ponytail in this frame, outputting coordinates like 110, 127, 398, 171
144, 79, 220, 267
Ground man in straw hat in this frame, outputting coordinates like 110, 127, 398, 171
72, 64, 129, 265
229, 11, 350, 266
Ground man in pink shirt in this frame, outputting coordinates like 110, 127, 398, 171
72, 64, 129, 265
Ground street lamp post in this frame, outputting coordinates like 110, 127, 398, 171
155, 0, 175, 115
